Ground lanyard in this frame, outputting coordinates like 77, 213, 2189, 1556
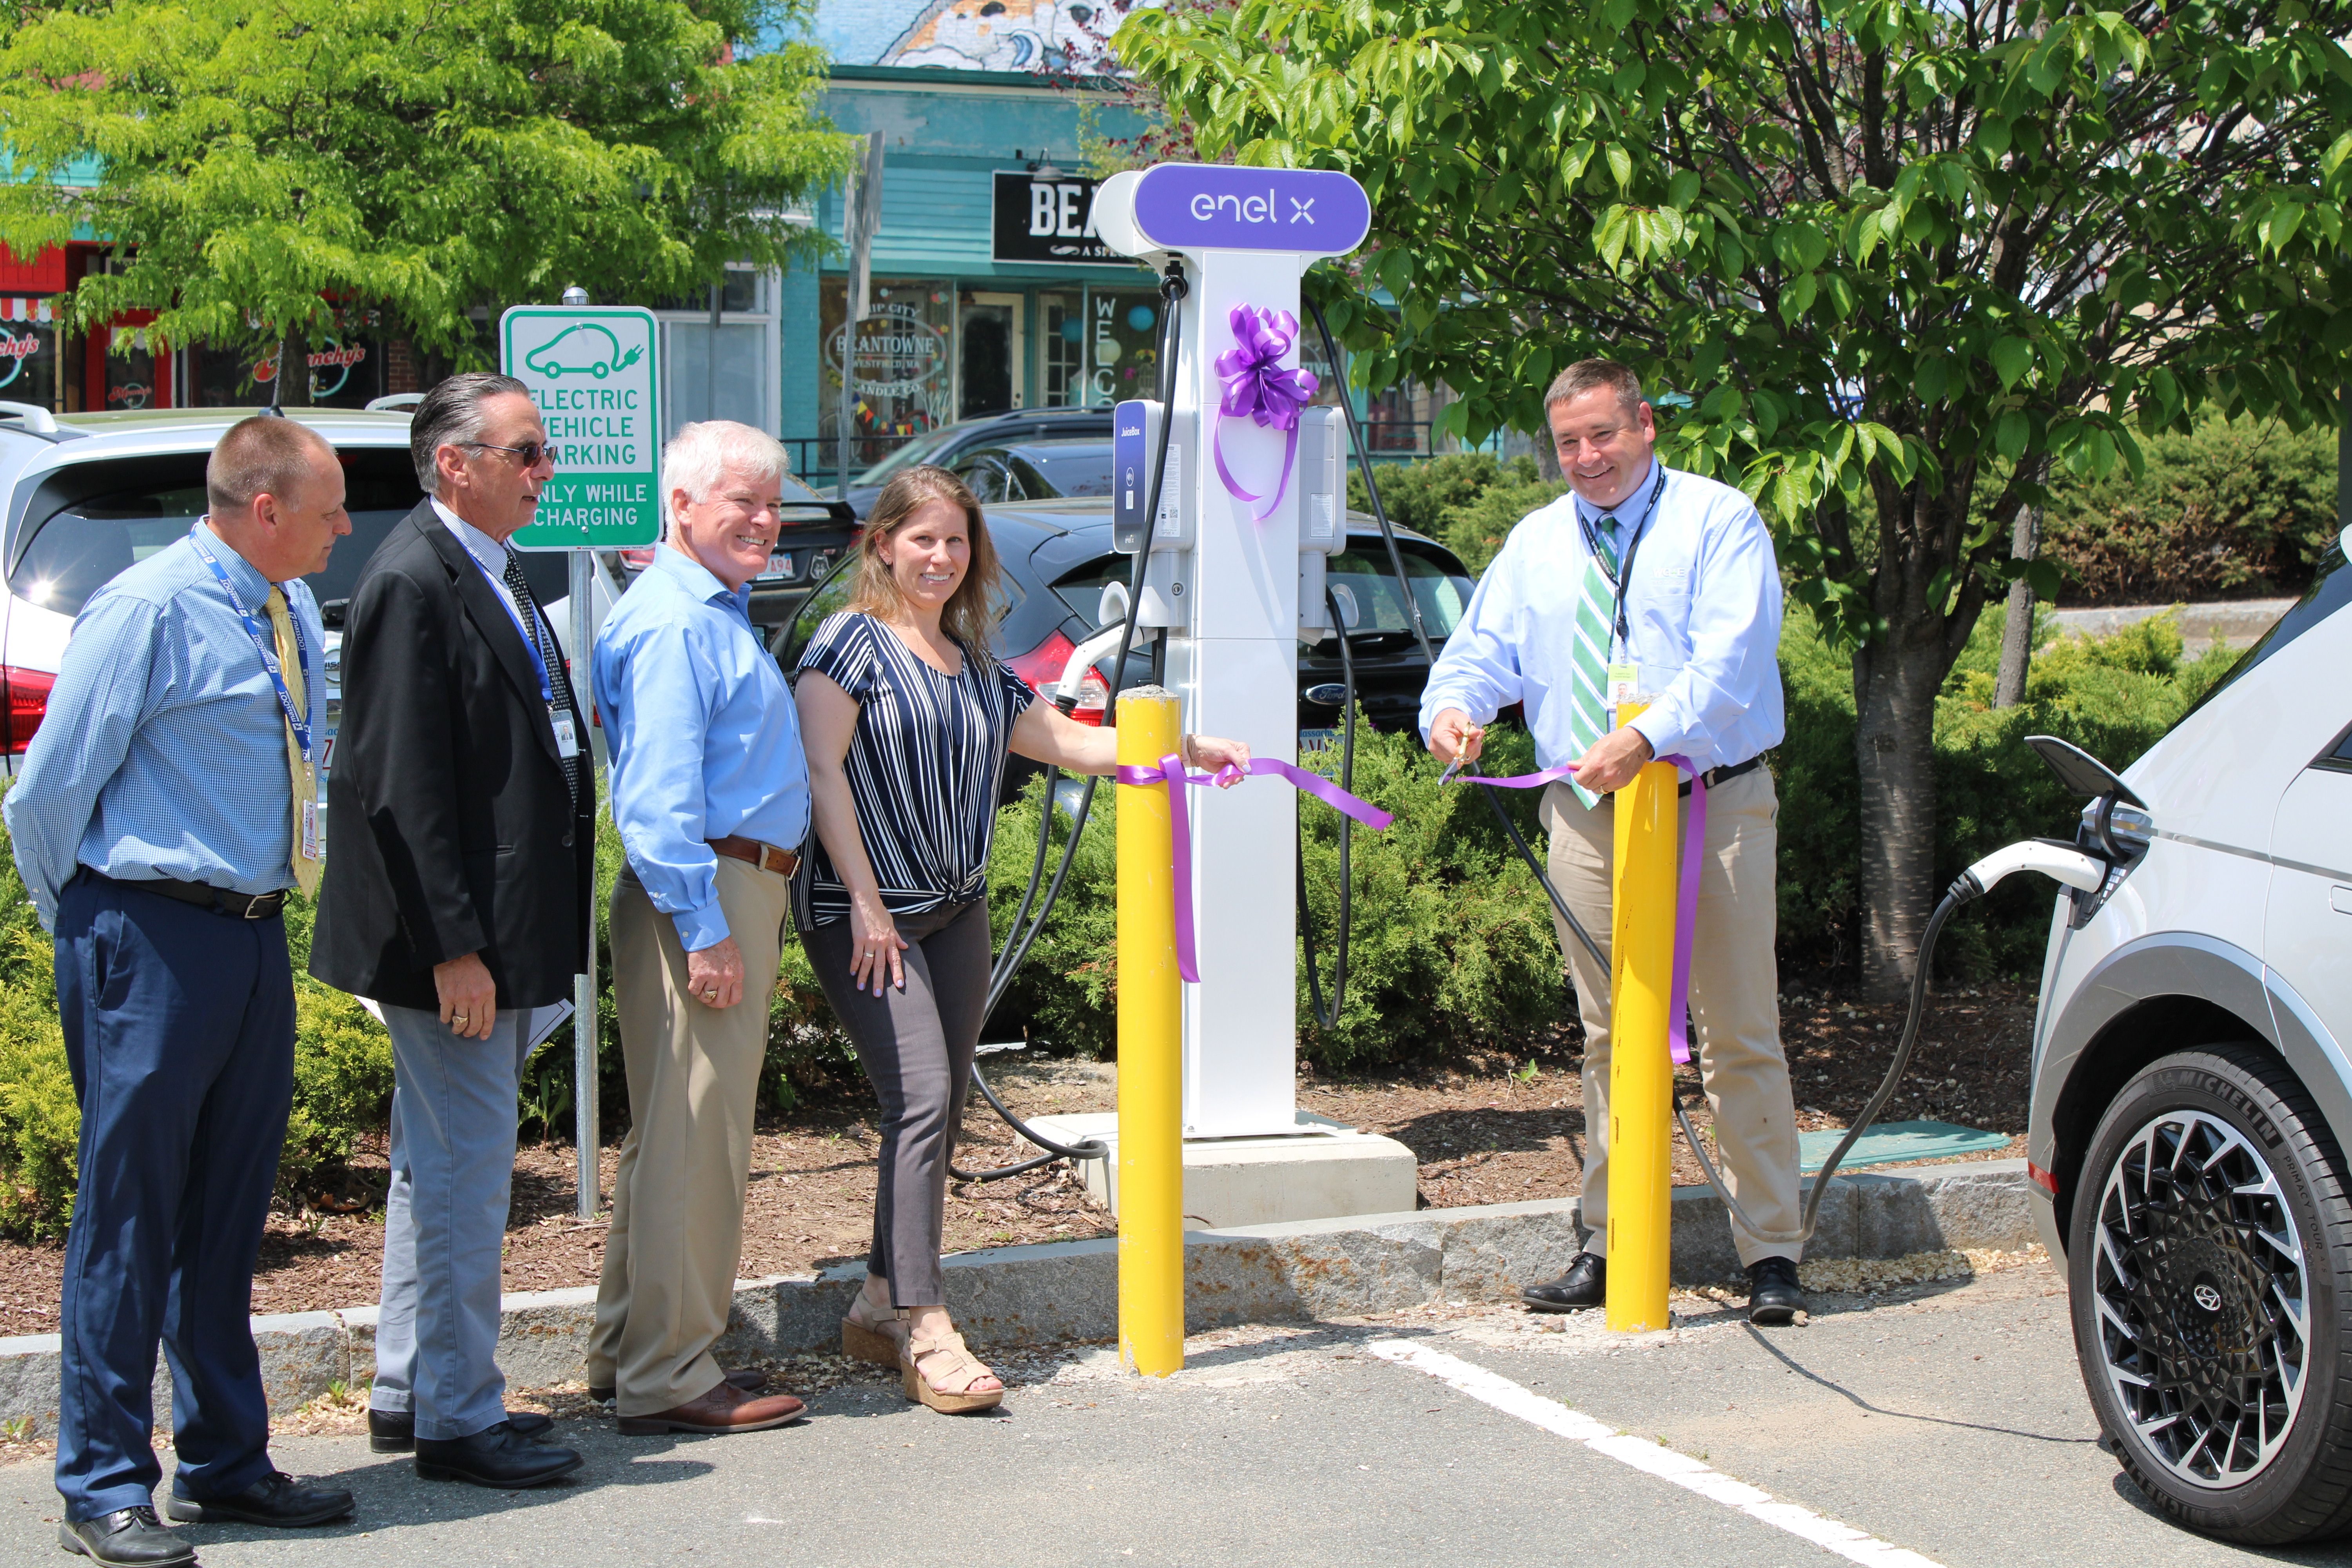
458, 538, 556, 709
186, 526, 312, 763
1575, 465, 1668, 658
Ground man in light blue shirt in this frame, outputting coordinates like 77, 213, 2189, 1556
584, 420, 810, 1436
7, 416, 355, 1563
1421, 359, 1805, 1325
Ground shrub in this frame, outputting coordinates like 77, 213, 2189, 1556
2038, 411, 2336, 604
1347, 452, 1567, 575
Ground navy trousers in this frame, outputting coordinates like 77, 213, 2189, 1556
53, 873, 295, 1521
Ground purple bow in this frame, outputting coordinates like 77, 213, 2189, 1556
1212, 305, 1320, 521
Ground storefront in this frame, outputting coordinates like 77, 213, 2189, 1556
783, 63, 1345, 483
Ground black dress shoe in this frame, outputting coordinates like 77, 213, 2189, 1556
1522, 1252, 1606, 1312
56, 1507, 193, 1567
1746, 1256, 1807, 1325
368, 1406, 553, 1453
414, 1421, 584, 1488
164, 1469, 354, 1527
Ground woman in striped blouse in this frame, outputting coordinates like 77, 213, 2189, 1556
794, 465, 1247, 1414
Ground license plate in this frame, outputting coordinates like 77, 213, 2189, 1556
762, 552, 795, 581
1299, 728, 1339, 755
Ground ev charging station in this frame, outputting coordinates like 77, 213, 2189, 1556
1026, 164, 1417, 1224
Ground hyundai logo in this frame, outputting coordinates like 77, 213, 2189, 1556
2193, 1282, 2224, 1314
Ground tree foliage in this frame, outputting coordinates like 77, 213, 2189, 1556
1120, 0, 2352, 991
0, 0, 853, 366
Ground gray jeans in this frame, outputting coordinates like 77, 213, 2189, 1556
802, 899, 991, 1307
368, 1005, 534, 1441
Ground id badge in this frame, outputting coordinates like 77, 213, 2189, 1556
552, 710, 581, 759
1606, 662, 1639, 726
299, 798, 321, 863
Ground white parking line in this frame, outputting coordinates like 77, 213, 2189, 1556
1366, 1338, 1944, 1568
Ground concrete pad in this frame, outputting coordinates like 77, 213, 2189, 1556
1025, 1111, 1419, 1227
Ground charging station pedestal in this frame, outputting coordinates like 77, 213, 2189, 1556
1027, 163, 1417, 1227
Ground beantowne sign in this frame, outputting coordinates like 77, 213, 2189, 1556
990, 171, 1120, 266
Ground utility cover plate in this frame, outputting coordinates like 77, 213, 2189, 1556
1798, 1119, 2011, 1174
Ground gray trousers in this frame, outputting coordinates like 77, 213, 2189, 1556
369, 1004, 534, 1441
802, 899, 991, 1307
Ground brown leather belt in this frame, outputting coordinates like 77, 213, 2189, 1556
96, 870, 287, 919
709, 836, 800, 877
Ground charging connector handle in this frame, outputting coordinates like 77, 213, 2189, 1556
1960, 841, 2107, 897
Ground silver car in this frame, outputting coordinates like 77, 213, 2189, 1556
0, 404, 616, 784
2029, 522, 2352, 1543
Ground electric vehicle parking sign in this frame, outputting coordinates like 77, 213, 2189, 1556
500, 305, 661, 550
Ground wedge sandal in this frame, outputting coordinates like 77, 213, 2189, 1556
841, 1299, 907, 1367
901, 1330, 1005, 1414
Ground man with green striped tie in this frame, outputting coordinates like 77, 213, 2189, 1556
1419, 358, 1804, 1326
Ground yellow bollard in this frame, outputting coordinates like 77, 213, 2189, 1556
1605, 700, 1679, 1333
1116, 685, 1185, 1376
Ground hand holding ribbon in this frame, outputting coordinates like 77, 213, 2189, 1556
1213, 305, 1320, 521
1116, 754, 1394, 983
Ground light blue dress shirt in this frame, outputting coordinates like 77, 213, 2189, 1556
1419, 459, 1785, 775
5, 524, 324, 930
593, 543, 811, 952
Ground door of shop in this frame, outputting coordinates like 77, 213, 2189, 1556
960, 292, 1025, 418
87, 315, 170, 413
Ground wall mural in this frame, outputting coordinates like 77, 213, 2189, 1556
810, 0, 1160, 73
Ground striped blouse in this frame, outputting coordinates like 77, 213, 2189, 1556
797, 611, 1036, 926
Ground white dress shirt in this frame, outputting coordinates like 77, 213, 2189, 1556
1418, 459, 1785, 775
431, 497, 526, 627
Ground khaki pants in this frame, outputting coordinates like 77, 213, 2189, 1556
588, 858, 791, 1416
1541, 766, 1802, 1266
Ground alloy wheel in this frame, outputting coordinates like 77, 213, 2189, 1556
2091, 1108, 2310, 1488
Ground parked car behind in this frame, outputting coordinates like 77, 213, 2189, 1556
776, 495, 1476, 799
2026, 521, 2352, 1543
840, 405, 1113, 517
942, 437, 1116, 505
0, 404, 620, 786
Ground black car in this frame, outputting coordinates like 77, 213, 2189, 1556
843, 406, 1114, 517
609, 466, 858, 639
778, 497, 1476, 768
943, 438, 1116, 505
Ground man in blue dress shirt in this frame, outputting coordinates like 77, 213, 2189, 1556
585, 421, 811, 1435
7, 416, 357, 1565
1421, 359, 1806, 1325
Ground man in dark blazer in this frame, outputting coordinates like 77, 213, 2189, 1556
311, 372, 590, 1489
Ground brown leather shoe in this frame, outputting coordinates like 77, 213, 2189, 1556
590, 1367, 766, 1406
616, 1379, 806, 1436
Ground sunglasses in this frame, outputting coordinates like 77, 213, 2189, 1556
460, 439, 558, 468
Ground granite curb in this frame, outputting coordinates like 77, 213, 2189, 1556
0, 1158, 2038, 1436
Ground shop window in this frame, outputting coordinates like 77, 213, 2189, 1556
1085, 290, 1161, 407
821, 278, 955, 474
0, 307, 61, 412
89, 323, 166, 412
664, 321, 769, 433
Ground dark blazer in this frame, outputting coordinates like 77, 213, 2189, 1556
310, 501, 595, 1011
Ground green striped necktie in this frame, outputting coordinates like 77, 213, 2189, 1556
1566, 514, 1621, 809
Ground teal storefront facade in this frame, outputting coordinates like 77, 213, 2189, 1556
778, 64, 1186, 481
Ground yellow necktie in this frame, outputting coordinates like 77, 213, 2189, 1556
265, 587, 321, 896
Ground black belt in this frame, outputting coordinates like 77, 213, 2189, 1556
1679, 755, 1763, 798
97, 870, 288, 919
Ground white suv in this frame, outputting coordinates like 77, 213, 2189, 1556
2029, 524, 2352, 1543
0, 405, 614, 782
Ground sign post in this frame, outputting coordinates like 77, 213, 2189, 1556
499, 303, 662, 1218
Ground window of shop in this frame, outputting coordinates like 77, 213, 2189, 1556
0, 302, 61, 413
820, 278, 956, 472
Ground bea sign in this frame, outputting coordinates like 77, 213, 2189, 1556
500, 305, 662, 551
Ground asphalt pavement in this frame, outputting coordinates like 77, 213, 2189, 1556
5, 1263, 2349, 1568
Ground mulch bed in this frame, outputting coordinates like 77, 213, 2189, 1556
0, 981, 2036, 1338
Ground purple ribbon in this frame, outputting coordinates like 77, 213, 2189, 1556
1444, 757, 1709, 1065
1115, 754, 1394, 984
1212, 305, 1319, 522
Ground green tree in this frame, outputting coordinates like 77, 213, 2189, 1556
1120, 0, 2352, 995
0, 0, 851, 375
